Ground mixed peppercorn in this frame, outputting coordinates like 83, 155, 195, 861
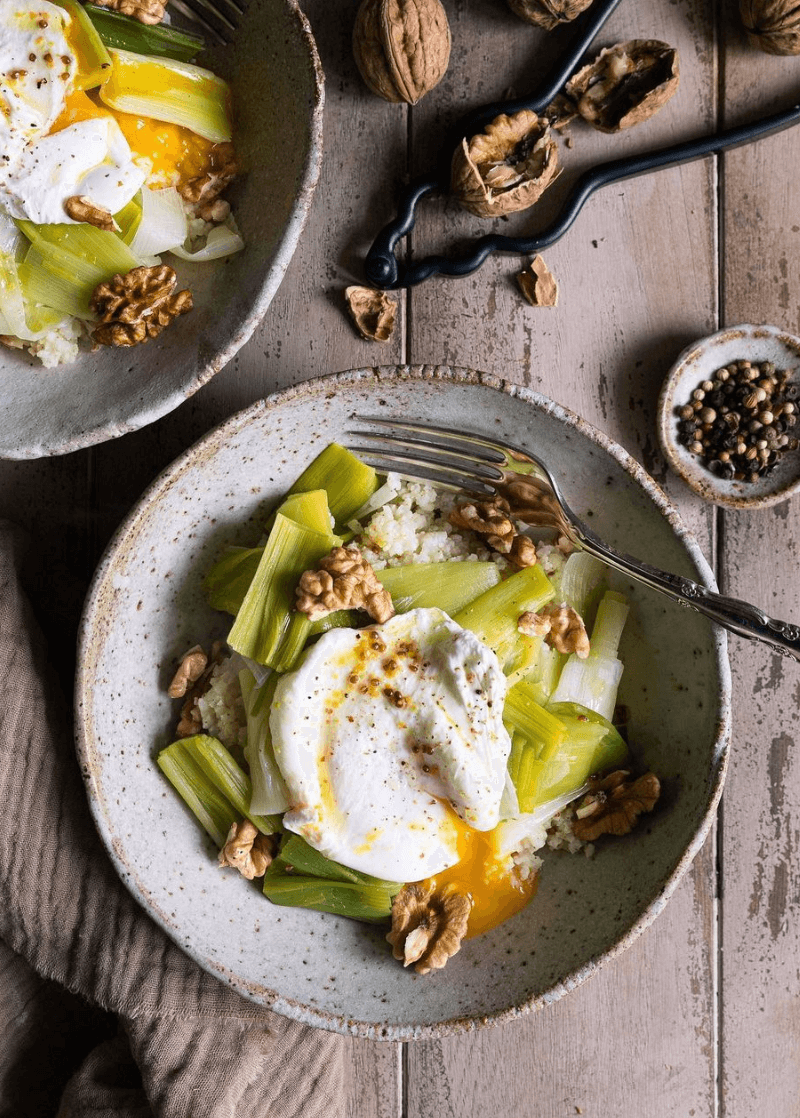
676, 359, 798, 481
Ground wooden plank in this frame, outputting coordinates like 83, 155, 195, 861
718, 14, 800, 1116
406, 1, 719, 1115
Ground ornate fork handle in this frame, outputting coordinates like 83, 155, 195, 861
577, 531, 800, 661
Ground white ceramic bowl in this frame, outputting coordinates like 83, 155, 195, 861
76, 367, 731, 1040
657, 324, 800, 509
0, 0, 323, 460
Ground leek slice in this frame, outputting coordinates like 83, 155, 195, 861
19, 248, 91, 319
262, 835, 401, 923
453, 564, 555, 670
240, 670, 290, 816
530, 704, 628, 806
549, 591, 629, 720
158, 736, 281, 843
554, 551, 606, 625
378, 560, 501, 616
99, 48, 232, 143
170, 224, 244, 262
287, 444, 379, 528
205, 547, 262, 615
53, 0, 113, 89
84, 3, 205, 61
115, 196, 143, 246
130, 187, 187, 257
227, 512, 339, 669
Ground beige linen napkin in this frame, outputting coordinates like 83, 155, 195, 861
0, 521, 345, 1118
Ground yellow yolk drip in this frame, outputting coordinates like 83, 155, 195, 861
51, 91, 215, 190
418, 813, 539, 939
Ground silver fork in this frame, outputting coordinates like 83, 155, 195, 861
169, 0, 243, 43
347, 417, 800, 662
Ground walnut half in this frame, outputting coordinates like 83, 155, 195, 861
92, 0, 166, 25
296, 546, 394, 623
219, 821, 277, 880
179, 142, 238, 222
519, 603, 590, 657
572, 770, 661, 841
449, 495, 537, 569
64, 195, 114, 232
386, 882, 472, 974
91, 265, 193, 348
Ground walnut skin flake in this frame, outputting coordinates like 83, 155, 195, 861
345, 285, 397, 342
219, 821, 277, 880
565, 40, 679, 133
517, 255, 559, 307
572, 770, 661, 841
296, 545, 395, 623
386, 882, 472, 974
451, 110, 559, 218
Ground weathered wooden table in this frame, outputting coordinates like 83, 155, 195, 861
2, 1, 799, 1113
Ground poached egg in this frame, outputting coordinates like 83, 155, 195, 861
270, 608, 512, 883
0, 2, 145, 223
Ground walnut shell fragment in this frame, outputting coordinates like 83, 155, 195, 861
345, 286, 397, 342
517, 255, 559, 307
451, 110, 559, 218
507, 0, 594, 30
386, 882, 472, 974
740, 0, 800, 55
353, 0, 451, 104
565, 40, 679, 133
572, 770, 661, 841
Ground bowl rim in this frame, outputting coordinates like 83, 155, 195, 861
656, 322, 800, 509
0, 0, 324, 461
75, 365, 732, 1041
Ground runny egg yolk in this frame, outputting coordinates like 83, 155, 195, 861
51, 90, 215, 190
418, 811, 538, 939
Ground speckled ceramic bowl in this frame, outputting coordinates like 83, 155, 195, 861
0, 0, 323, 460
657, 324, 800, 509
76, 367, 731, 1040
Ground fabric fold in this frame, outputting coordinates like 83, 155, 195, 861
0, 520, 346, 1117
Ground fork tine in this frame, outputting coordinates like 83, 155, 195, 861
170, 0, 229, 41
349, 427, 505, 469
347, 434, 505, 480
348, 450, 497, 496
354, 416, 510, 462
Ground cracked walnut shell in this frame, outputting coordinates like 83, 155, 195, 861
517, 255, 559, 308
740, 0, 800, 54
451, 111, 559, 218
565, 40, 679, 133
219, 821, 277, 880
90, 265, 193, 348
345, 286, 397, 342
507, 0, 594, 30
353, 0, 451, 104
572, 770, 661, 841
386, 882, 472, 974
296, 546, 395, 623
92, 0, 166, 24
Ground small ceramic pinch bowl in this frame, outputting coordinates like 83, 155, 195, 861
0, 0, 324, 460
76, 367, 731, 1040
657, 323, 800, 509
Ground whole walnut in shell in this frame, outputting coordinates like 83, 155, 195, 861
565, 40, 679, 133
353, 0, 451, 105
740, 0, 800, 54
451, 110, 559, 218
507, 0, 594, 30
